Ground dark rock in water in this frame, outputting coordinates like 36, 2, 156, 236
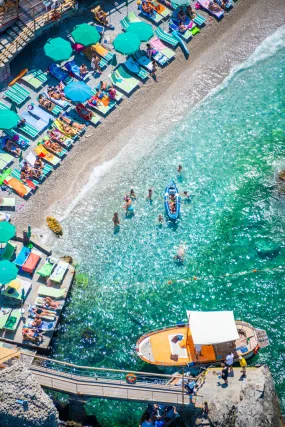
255, 239, 280, 259
277, 170, 285, 181
0, 363, 59, 427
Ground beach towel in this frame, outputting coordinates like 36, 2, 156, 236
0, 308, 11, 329
38, 285, 66, 299
4, 176, 31, 198
2, 278, 31, 300
150, 37, 175, 60
50, 260, 69, 283
28, 104, 53, 124
4, 308, 22, 331
14, 246, 31, 267
20, 111, 47, 133
27, 319, 56, 331
48, 63, 69, 82
64, 60, 84, 81
22, 252, 41, 274
197, 0, 224, 18
37, 258, 57, 277
168, 334, 188, 358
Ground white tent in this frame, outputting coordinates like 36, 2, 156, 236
186, 311, 239, 345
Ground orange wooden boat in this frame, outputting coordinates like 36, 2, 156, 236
8, 69, 28, 87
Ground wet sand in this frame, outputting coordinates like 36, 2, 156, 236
13, 0, 285, 233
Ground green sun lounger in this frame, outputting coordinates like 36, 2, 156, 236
120, 11, 142, 30
0, 151, 14, 168
1, 242, 16, 261
0, 197, 15, 209
50, 260, 69, 284
22, 74, 43, 90
37, 259, 56, 277
4, 83, 30, 105
193, 14, 206, 27
155, 27, 179, 48
5, 130, 30, 148
109, 66, 140, 95
0, 308, 11, 329
31, 69, 48, 84
4, 308, 22, 331
38, 285, 66, 299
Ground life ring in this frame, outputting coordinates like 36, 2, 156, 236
8, 69, 28, 87
126, 373, 137, 384
253, 345, 260, 355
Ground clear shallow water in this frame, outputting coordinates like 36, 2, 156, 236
52, 28, 285, 424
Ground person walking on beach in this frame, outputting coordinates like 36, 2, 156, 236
151, 60, 157, 80
91, 54, 102, 74
220, 363, 229, 385
239, 356, 247, 376
112, 212, 120, 228
225, 351, 234, 372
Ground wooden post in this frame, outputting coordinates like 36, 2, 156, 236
32, 6, 35, 33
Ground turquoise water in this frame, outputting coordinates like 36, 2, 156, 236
52, 28, 285, 425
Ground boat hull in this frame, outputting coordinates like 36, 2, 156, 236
164, 181, 181, 220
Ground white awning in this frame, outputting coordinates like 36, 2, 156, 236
186, 311, 239, 345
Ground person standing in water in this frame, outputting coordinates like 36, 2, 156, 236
146, 188, 153, 201
157, 214, 164, 224
178, 165, 183, 174
112, 212, 120, 228
130, 189, 136, 200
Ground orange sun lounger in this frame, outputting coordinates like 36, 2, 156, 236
22, 252, 41, 274
4, 176, 31, 198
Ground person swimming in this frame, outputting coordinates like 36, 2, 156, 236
157, 214, 164, 225
174, 244, 185, 263
177, 165, 183, 173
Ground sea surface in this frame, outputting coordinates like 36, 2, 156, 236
52, 27, 285, 425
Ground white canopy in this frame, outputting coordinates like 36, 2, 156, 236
186, 311, 239, 345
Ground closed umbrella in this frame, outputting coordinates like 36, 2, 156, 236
44, 37, 72, 62
71, 24, 100, 46
126, 22, 153, 42
0, 261, 18, 285
64, 81, 93, 103
0, 221, 15, 244
0, 110, 19, 130
113, 33, 140, 55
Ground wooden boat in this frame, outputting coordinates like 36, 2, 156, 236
8, 69, 28, 87
164, 181, 181, 220
136, 311, 269, 367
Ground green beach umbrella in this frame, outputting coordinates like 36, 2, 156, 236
126, 22, 153, 42
71, 24, 100, 47
0, 221, 15, 244
0, 261, 18, 285
113, 33, 140, 55
44, 37, 72, 62
0, 110, 19, 130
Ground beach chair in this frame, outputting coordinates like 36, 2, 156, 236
37, 96, 62, 116
0, 158, 8, 172
22, 252, 41, 274
91, 5, 114, 29
197, 0, 224, 19
1, 242, 16, 261
87, 97, 116, 116
82, 46, 108, 70
45, 89, 70, 109
4, 130, 30, 150
34, 144, 61, 167
38, 285, 66, 299
120, 11, 141, 31
37, 258, 56, 277
14, 246, 31, 267
20, 112, 46, 135
40, 136, 67, 159
134, 49, 168, 68
27, 104, 53, 125
0, 308, 11, 329
155, 26, 179, 48
93, 43, 114, 63
49, 260, 69, 284
53, 119, 79, 140
169, 20, 193, 42
49, 126, 74, 148
25, 152, 53, 179
4, 176, 31, 198
10, 169, 37, 190
0, 198, 15, 210
4, 83, 30, 106
193, 14, 206, 27
138, 4, 164, 25
124, 58, 149, 81
64, 60, 90, 81
28, 305, 56, 321
26, 319, 56, 331
35, 296, 64, 309
22, 69, 48, 89
0, 151, 14, 168
4, 308, 21, 331
150, 37, 175, 61
48, 63, 73, 84
2, 279, 32, 301
109, 66, 140, 95
70, 107, 101, 128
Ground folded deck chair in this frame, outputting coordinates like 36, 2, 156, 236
65, 60, 89, 81
14, 246, 31, 267
27, 319, 56, 331
197, 0, 224, 19
2, 279, 31, 301
0, 197, 15, 210
38, 285, 66, 299
138, 4, 163, 24
155, 26, 179, 48
4, 308, 22, 331
37, 258, 56, 277
0, 158, 8, 172
0, 308, 11, 329
150, 37, 175, 60
124, 58, 148, 81
5, 130, 30, 149
34, 144, 60, 167
22, 252, 41, 274
48, 63, 72, 83
4, 176, 31, 198
49, 260, 69, 284
35, 296, 64, 309
109, 66, 140, 94
1, 242, 16, 261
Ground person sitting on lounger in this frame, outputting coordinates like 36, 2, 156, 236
208, 0, 223, 12
146, 43, 158, 59
100, 81, 110, 91
42, 296, 61, 309
58, 114, 85, 130
186, 4, 196, 18
38, 94, 53, 110
79, 64, 88, 77
34, 155, 44, 172
95, 5, 109, 26
177, 7, 186, 21
22, 327, 44, 343
17, 118, 26, 128
142, 0, 155, 16
108, 86, 117, 100
31, 315, 42, 327
44, 140, 62, 153
1, 138, 21, 156
20, 161, 39, 181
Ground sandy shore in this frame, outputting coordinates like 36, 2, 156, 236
12, 0, 285, 233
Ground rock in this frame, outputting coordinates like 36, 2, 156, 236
0, 363, 59, 427
208, 366, 283, 427
255, 239, 280, 259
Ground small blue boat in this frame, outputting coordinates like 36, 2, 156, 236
164, 181, 181, 220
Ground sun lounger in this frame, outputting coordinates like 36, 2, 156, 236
109, 66, 140, 95
65, 60, 90, 81
45, 90, 70, 109
40, 136, 67, 159
35, 296, 64, 309
169, 20, 193, 42
37, 96, 62, 116
150, 37, 175, 60
25, 152, 53, 179
5, 130, 30, 149
0, 159, 8, 172
28, 104, 53, 124
53, 119, 79, 140
14, 246, 31, 267
93, 43, 114, 63
4, 83, 30, 105
20, 111, 47, 134
27, 319, 56, 331
34, 144, 61, 167
193, 14, 206, 27
82, 46, 108, 70
69, 107, 101, 128
48, 63, 73, 83
120, 11, 141, 30
0, 198, 15, 210
38, 285, 66, 299
155, 26, 179, 48
197, 0, 224, 19
2, 279, 31, 301
1, 242, 16, 261
4, 176, 31, 198
22, 69, 48, 90
11, 169, 37, 190
4, 308, 21, 331
37, 258, 56, 277
22, 252, 41, 274
0, 150, 14, 167
124, 58, 149, 81
0, 308, 11, 329
87, 98, 115, 116
28, 305, 56, 321
138, 4, 164, 24
49, 260, 69, 284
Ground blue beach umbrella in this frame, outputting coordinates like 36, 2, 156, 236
64, 81, 93, 103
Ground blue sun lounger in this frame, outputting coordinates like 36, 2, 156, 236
64, 60, 90, 81
4, 130, 30, 149
14, 246, 31, 267
48, 63, 73, 84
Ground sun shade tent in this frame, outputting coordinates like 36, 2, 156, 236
187, 311, 239, 345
